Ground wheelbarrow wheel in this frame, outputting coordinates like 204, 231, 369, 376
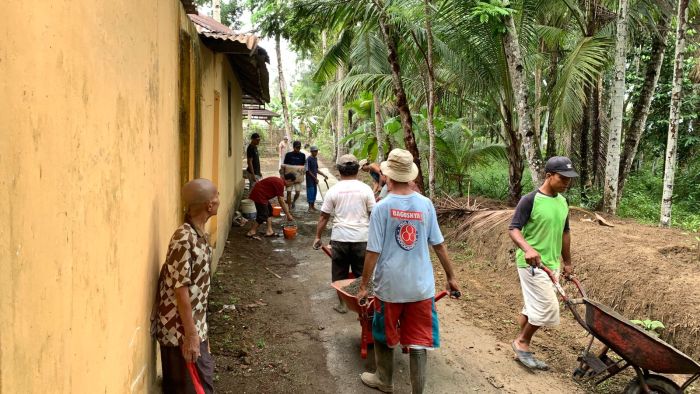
623, 374, 680, 394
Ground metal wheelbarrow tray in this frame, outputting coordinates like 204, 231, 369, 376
331, 279, 451, 359
541, 266, 700, 393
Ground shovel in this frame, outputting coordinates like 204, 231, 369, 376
319, 178, 329, 202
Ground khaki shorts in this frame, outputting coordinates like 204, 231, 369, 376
286, 183, 302, 192
517, 267, 560, 327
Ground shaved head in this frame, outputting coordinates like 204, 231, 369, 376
182, 178, 218, 213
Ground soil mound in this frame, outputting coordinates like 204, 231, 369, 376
446, 209, 700, 360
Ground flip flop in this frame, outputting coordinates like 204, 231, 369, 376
512, 341, 538, 369
264, 232, 282, 238
245, 234, 262, 241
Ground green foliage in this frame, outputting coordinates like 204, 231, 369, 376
630, 319, 665, 337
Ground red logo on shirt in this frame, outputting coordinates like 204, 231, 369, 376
395, 221, 418, 250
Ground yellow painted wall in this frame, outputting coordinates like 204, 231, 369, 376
199, 49, 245, 265
0, 1, 245, 393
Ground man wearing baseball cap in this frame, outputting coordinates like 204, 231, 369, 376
314, 154, 375, 313
508, 156, 578, 370
305, 145, 330, 212
357, 149, 460, 393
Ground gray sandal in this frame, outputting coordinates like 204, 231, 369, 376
512, 342, 538, 369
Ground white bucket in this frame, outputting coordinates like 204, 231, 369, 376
240, 199, 256, 213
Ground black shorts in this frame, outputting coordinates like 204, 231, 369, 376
160, 340, 214, 394
255, 202, 272, 224
330, 241, 367, 282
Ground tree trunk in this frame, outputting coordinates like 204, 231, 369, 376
336, 66, 345, 158
373, 94, 385, 162
276, 33, 293, 142
212, 0, 221, 22
618, 18, 669, 196
660, 0, 690, 227
374, 1, 424, 192
503, 14, 544, 186
602, 0, 629, 214
579, 84, 592, 202
545, 48, 559, 158
532, 48, 544, 149
424, 0, 437, 199
501, 102, 524, 205
591, 76, 603, 186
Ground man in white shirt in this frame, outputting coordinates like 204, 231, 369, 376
313, 154, 376, 313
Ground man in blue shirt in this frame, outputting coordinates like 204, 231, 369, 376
305, 145, 329, 212
357, 149, 460, 394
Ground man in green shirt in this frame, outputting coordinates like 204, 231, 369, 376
508, 156, 578, 370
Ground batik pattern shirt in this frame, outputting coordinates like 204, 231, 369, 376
155, 222, 212, 347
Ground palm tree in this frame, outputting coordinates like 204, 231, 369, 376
250, 0, 295, 141
294, 0, 426, 191
603, 0, 631, 214
660, 0, 691, 227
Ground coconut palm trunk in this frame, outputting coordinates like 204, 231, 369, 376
660, 0, 691, 227
424, 0, 437, 199
602, 0, 629, 214
276, 33, 293, 142
374, 0, 424, 192
618, 18, 669, 197
502, 14, 544, 186
373, 94, 385, 162
336, 66, 345, 158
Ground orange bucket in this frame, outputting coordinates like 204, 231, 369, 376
283, 224, 297, 240
272, 206, 282, 217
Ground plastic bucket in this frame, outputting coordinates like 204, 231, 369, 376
283, 224, 297, 240
240, 199, 256, 214
272, 206, 282, 217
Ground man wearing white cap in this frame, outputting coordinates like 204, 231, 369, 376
314, 154, 375, 313
305, 145, 330, 212
357, 149, 461, 394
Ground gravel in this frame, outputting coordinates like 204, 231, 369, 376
342, 277, 374, 297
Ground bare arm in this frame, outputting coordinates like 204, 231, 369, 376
277, 196, 294, 220
174, 286, 200, 362
432, 243, 460, 293
358, 251, 380, 297
562, 231, 573, 277
247, 157, 254, 174
509, 228, 542, 266
315, 212, 330, 239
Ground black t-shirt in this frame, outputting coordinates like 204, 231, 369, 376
284, 151, 306, 166
247, 144, 261, 175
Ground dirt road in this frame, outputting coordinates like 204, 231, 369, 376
208, 154, 585, 393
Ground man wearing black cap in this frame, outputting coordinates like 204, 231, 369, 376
246, 133, 262, 189
508, 156, 578, 370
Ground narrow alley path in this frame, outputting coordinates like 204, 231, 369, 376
207, 150, 584, 393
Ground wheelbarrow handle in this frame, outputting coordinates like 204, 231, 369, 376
435, 290, 461, 302
320, 244, 333, 258
540, 265, 587, 301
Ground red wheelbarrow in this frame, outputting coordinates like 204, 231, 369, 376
331, 279, 455, 359
320, 245, 459, 359
541, 266, 700, 393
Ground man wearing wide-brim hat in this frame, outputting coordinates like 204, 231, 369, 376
357, 149, 461, 394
